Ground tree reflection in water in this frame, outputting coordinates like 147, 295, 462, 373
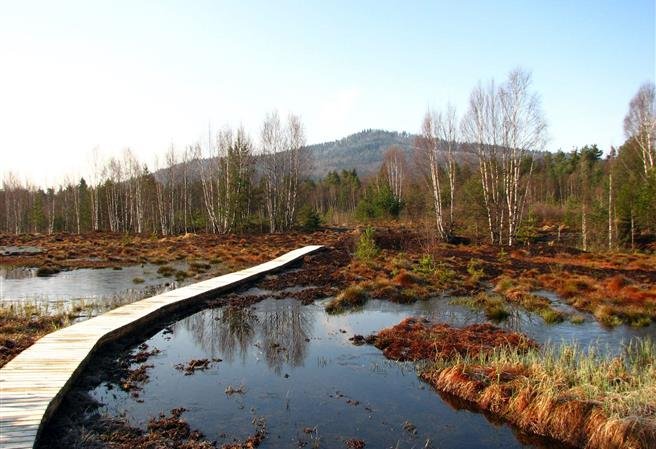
260, 300, 312, 374
179, 299, 313, 372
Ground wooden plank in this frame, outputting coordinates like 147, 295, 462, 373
0, 245, 322, 449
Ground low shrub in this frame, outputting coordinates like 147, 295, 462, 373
355, 227, 379, 262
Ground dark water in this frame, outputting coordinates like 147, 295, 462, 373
83, 296, 596, 449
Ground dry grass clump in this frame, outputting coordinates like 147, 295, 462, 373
157, 265, 175, 277
421, 338, 656, 449
35, 265, 61, 277
41, 407, 218, 449
0, 303, 72, 367
325, 285, 369, 314
392, 269, 420, 288
535, 270, 656, 327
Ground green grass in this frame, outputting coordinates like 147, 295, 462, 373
451, 293, 510, 322
466, 258, 485, 283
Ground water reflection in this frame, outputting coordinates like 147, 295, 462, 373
83, 297, 565, 448
180, 299, 313, 372
0, 262, 188, 312
364, 296, 655, 355
0, 265, 37, 280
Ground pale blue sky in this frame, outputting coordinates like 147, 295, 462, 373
1, 1, 654, 184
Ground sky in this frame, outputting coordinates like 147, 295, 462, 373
1, 0, 654, 186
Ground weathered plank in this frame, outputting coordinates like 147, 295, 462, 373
0, 245, 322, 449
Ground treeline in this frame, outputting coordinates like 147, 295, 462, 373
1, 73, 655, 250
1, 111, 309, 236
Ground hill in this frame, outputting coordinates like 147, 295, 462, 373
308, 129, 476, 178
155, 129, 478, 183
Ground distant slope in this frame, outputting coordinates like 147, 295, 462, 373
155, 129, 478, 183
307, 129, 477, 179
308, 129, 417, 178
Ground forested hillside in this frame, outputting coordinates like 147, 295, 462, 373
306, 129, 476, 178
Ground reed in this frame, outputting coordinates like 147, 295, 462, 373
422, 338, 656, 448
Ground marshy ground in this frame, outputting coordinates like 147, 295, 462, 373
1, 228, 655, 448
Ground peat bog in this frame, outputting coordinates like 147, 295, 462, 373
15, 228, 654, 449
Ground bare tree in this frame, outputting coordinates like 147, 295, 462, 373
260, 111, 307, 233
462, 68, 546, 245
2, 173, 25, 234
624, 82, 656, 176
153, 155, 169, 235
165, 146, 178, 234
123, 149, 144, 233
284, 114, 308, 230
435, 104, 459, 235
89, 147, 102, 231
381, 145, 406, 204
461, 80, 502, 244
418, 113, 447, 239
195, 142, 218, 233
607, 147, 616, 250
261, 112, 284, 233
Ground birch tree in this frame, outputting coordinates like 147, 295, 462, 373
418, 112, 447, 239
624, 82, 655, 176
195, 142, 218, 233
261, 111, 307, 233
462, 68, 546, 245
435, 104, 459, 236
381, 145, 406, 204
261, 112, 284, 233
284, 115, 308, 230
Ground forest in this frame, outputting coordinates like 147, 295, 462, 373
1, 71, 655, 251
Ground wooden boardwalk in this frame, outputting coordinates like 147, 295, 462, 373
0, 245, 322, 449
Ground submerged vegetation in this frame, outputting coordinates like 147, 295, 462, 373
450, 293, 511, 321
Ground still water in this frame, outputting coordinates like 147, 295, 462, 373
77, 294, 639, 449
0, 263, 191, 311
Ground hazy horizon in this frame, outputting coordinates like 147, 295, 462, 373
1, 1, 654, 185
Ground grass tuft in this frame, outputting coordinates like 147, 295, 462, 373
325, 285, 369, 314
421, 338, 656, 449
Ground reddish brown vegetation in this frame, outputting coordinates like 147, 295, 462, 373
372, 317, 655, 449
345, 438, 366, 448
421, 366, 655, 449
0, 229, 347, 270
0, 307, 71, 367
220, 418, 266, 449
373, 318, 534, 362
175, 358, 212, 375
40, 408, 216, 449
